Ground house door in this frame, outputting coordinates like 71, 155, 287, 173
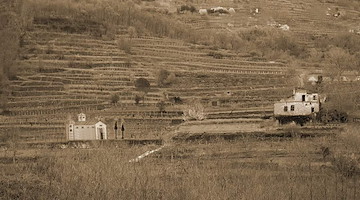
302, 95, 305, 101
98, 128, 104, 140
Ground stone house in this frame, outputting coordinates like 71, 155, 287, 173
274, 88, 320, 118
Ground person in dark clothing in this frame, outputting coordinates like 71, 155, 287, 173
114, 121, 118, 139
121, 124, 125, 139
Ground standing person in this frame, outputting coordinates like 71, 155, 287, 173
121, 118, 125, 139
121, 123, 125, 139
114, 120, 118, 139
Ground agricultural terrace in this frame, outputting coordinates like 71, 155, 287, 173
0, 0, 359, 141
1, 0, 360, 199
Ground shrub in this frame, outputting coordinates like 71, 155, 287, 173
182, 99, 206, 121
103, 22, 117, 40
110, 93, 120, 104
156, 101, 166, 113
156, 69, 176, 87
318, 109, 348, 123
134, 78, 150, 93
274, 35, 308, 58
173, 96, 183, 104
179, 5, 197, 13
117, 37, 132, 54
207, 52, 223, 59
127, 26, 137, 39
134, 94, 142, 105
332, 153, 359, 178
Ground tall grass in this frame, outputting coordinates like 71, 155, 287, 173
2, 125, 360, 199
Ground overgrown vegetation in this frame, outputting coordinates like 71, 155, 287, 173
117, 37, 132, 54
321, 82, 360, 116
178, 5, 197, 13
2, 125, 360, 199
0, 1, 26, 113
182, 98, 206, 121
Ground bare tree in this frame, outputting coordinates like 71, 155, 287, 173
325, 47, 356, 81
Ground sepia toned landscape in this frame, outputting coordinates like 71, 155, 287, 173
1, 0, 360, 199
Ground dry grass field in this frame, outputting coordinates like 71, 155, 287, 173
1, 0, 360, 199
1, 124, 360, 199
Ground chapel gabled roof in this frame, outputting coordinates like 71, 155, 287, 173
73, 120, 105, 126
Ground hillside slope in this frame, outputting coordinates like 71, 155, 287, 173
0, 0, 359, 142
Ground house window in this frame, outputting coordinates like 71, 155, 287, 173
290, 105, 295, 111
311, 107, 315, 113
313, 95, 317, 100
284, 106, 288, 112
69, 129, 72, 132
302, 95, 305, 102
82, 126, 84, 129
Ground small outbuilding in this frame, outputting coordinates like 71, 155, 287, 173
66, 113, 108, 141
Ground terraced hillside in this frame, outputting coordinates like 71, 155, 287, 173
1, 0, 358, 142
0, 16, 292, 142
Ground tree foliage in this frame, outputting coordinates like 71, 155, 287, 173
134, 78, 150, 93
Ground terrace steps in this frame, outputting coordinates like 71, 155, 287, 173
2, 8, 315, 141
